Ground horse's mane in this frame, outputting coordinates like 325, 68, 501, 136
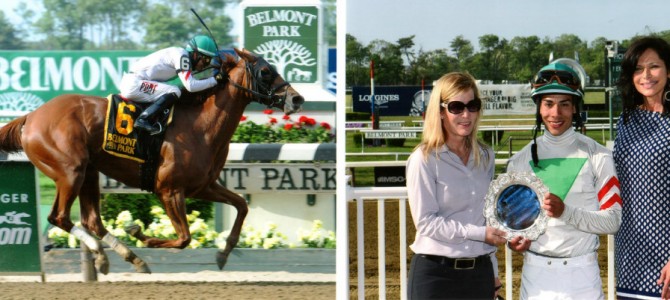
178, 52, 239, 106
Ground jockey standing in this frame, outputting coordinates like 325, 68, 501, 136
120, 35, 226, 134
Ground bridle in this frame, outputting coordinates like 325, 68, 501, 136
225, 56, 290, 108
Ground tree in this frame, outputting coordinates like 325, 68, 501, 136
367, 39, 404, 85
345, 34, 370, 87
0, 11, 24, 50
450, 35, 474, 70
142, 1, 234, 50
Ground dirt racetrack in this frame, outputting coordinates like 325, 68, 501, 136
2, 281, 335, 300
348, 200, 611, 300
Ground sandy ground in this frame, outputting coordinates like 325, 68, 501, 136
1, 271, 335, 300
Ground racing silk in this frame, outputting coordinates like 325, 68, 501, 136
129, 47, 217, 93
507, 128, 622, 258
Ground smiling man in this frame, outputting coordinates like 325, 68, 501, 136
505, 62, 622, 300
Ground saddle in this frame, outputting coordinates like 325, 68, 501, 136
102, 94, 174, 192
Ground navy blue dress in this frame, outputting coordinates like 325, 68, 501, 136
614, 109, 670, 299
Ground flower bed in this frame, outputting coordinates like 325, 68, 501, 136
232, 111, 334, 143
48, 207, 336, 250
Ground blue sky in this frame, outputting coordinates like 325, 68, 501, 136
347, 0, 670, 51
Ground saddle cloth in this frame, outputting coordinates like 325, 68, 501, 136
101, 94, 173, 163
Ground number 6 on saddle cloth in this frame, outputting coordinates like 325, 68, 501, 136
102, 94, 174, 192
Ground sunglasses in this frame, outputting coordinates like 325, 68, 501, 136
441, 98, 482, 114
532, 70, 580, 90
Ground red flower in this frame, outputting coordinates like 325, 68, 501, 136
282, 114, 291, 120
284, 123, 293, 130
320, 122, 331, 130
263, 109, 274, 115
298, 115, 316, 126
269, 117, 277, 124
240, 115, 247, 121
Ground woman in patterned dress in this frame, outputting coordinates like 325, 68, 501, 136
614, 36, 670, 300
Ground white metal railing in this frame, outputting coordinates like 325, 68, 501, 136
345, 184, 616, 300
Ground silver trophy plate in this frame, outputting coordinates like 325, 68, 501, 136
484, 172, 549, 241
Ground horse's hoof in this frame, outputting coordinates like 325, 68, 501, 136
135, 261, 151, 274
216, 251, 228, 270
125, 224, 141, 238
95, 254, 110, 275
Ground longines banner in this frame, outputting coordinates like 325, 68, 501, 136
352, 84, 536, 116
101, 163, 336, 194
244, 5, 319, 84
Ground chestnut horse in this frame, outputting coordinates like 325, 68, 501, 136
0, 48, 304, 274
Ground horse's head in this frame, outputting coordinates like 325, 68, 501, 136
224, 48, 304, 115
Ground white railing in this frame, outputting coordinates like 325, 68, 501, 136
345, 184, 616, 300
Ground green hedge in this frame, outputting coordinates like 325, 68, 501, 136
101, 194, 213, 225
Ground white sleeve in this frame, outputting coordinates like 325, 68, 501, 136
558, 148, 622, 234
406, 151, 483, 243
178, 70, 217, 92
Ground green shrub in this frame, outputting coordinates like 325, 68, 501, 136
386, 138, 405, 147
101, 194, 159, 226
346, 112, 371, 121
101, 194, 213, 225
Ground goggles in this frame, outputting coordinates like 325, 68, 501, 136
532, 70, 580, 90
441, 98, 482, 114
200, 55, 212, 66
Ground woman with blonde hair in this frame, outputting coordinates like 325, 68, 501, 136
406, 72, 507, 299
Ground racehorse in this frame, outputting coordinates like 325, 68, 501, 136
0, 48, 304, 274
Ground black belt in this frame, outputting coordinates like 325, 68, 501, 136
420, 254, 490, 270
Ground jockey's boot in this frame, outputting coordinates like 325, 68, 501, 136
134, 92, 178, 135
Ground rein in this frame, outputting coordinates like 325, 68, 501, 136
225, 59, 289, 107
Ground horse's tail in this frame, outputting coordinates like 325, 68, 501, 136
0, 115, 26, 153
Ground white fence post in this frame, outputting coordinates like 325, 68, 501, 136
346, 185, 616, 299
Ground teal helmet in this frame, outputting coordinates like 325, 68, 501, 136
186, 35, 218, 57
529, 62, 586, 167
530, 62, 583, 103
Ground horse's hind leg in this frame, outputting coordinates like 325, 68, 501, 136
128, 188, 192, 248
193, 183, 248, 270
23, 132, 109, 274
78, 167, 150, 273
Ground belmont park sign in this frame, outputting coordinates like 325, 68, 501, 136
243, 3, 320, 84
0, 51, 149, 112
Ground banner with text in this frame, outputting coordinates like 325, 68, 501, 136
244, 6, 320, 84
0, 50, 150, 113
101, 163, 336, 194
0, 161, 41, 274
352, 84, 535, 116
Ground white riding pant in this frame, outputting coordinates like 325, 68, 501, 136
520, 251, 603, 300
119, 73, 181, 103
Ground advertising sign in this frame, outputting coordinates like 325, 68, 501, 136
244, 6, 320, 84
0, 51, 149, 114
374, 166, 406, 187
0, 161, 42, 274
101, 163, 336, 194
353, 84, 536, 116
352, 85, 429, 116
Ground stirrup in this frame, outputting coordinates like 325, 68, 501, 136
134, 119, 162, 135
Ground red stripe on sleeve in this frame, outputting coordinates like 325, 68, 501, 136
598, 177, 620, 201
184, 70, 192, 81
600, 194, 622, 210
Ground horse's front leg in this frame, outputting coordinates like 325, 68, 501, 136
193, 183, 248, 270
128, 189, 192, 248
79, 168, 150, 273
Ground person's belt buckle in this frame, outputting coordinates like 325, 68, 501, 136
454, 258, 476, 270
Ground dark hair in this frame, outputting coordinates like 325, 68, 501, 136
617, 36, 670, 121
